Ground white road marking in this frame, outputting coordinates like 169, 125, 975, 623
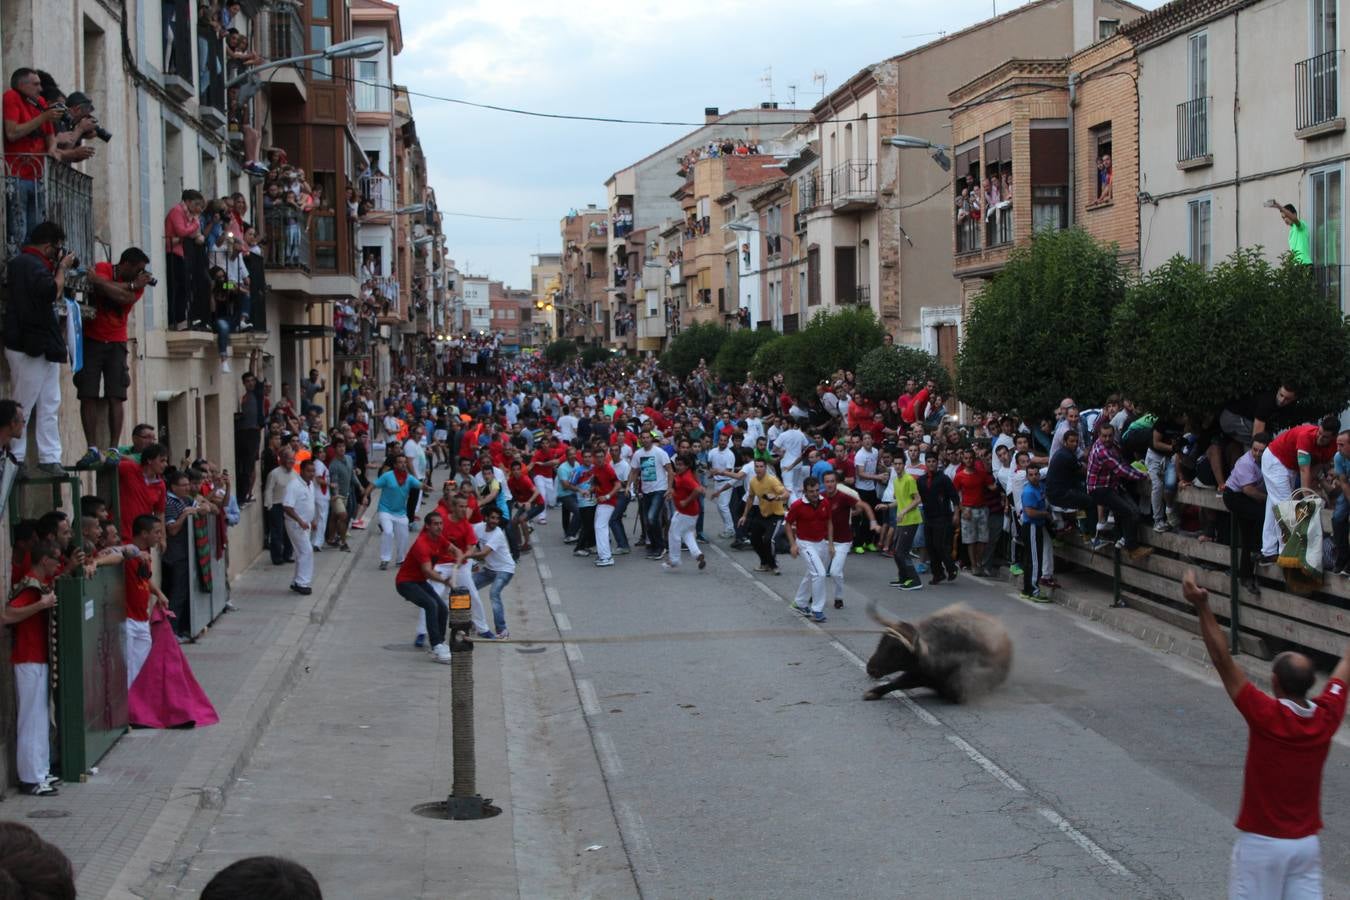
544, 586, 562, 609
537, 562, 552, 580
1038, 808, 1134, 878
830, 640, 867, 668
564, 642, 584, 665
577, 678, 600, 717
946, 735, 1026, 792
754, 582, 780, 600
1073, 620, 1124, 643
595, 730, 624, 776
554, 611, 572, 632
615, 799, 661, 877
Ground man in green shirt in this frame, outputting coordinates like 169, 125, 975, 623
886, 466, 924, 590
1269, 200, 1313, 264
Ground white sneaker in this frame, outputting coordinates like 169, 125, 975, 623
220, 358, 232, 373
661, 561, 677, 571
431, 643, 451, 663
595, 558, 614, 567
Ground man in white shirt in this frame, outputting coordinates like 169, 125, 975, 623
707, 432, 739, 537
557, 406, 580, 445
403, 424, 429, 522
471, 507, 516, 638
630, 431, 673, 558
741, 408, 765, 449
283, 458, 319, 594
503, 398, 520, 426
774, 420, 809, 503
309, 454, 330, 551
851, 431, 881, 550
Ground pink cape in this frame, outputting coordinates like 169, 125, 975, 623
127, 607, 219, 729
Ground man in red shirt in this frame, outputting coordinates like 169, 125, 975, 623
784, 476, 832, 622
3, 68, 94, 247
662, 453, 705, 571
529, 436, 560, 523
395, 510, 454, 663
123, 514, 166, 688
952, 448, 995, 576
822, 470, 880, 610
436, 493, 493, 638
1182, 569, 1348, 897
164, 189, 205, 329
74, 248, 153, 466
1260, 415, 1341, 562
5, 541, 62, 795
590, 448, 623, 568
505, 460, 542, 553
117, 443, 168, 538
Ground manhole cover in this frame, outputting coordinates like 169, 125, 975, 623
412, 798, 502, 820
382, 643, 423, 652
514, 646, 546, 654
26, 809, 70, 819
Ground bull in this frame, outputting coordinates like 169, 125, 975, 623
863, 602, 1013, 703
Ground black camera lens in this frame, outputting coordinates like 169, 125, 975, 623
93, 126, 112, 142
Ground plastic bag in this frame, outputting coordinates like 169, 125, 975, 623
1275, 489, 1324, 581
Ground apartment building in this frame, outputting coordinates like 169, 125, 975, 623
1127, 0, 1349, 312
800, 0, 1143, 351
557, 206, 608, 345
461, 275, 492, 336
529, 252, 561, 346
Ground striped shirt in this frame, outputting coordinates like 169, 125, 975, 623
1086, 439, 1145, 493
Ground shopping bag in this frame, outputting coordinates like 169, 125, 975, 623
1275, 489, 1324, 581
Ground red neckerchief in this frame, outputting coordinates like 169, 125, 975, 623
394, 470, 408, 485
22, 246, 55, 272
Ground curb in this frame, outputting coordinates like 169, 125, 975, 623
105, 535, 365, 898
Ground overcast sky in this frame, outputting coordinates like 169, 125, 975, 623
390, 0, 1131, 288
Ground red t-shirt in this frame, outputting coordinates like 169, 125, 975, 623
442, 517, 477, 555
2, 89, 52, 179
1267, 424, 1337, 471
507, 473, 535, 504
834, 455, 855, 483
464, 492, 482, 524
396, 530, 440, 583
825, 487, 857, 536
9, 548, 31, 587
530, 449, 556, 474
84, 261, 144, 343
118, 458, 166, 537
9, 580, 52, 664
786, 497, 831, 542
952, 464, 993, 508
124, 555, 153, 622
1234, 679, 1348, 838
592, 462, 620, 507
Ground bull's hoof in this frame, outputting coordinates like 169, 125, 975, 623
862, 689, 883, 701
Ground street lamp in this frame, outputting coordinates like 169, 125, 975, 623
228, 36, 386, 93
726, 223, 759, 233
396, 204, 426, 215
883, 134, 951, 171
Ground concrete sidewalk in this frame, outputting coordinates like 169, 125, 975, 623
4, 523, 365, 898
140, 523, 635, 898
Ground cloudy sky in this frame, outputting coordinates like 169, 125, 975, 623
389, 0, 1113, 288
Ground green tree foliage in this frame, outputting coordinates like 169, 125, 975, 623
580, 345, 611, 368
542, 339, 578, 367
956, 228, 1126, 416
661, 322, 728, 379
856, 345, 953, 401
1108, 250, 1350, 420
714, 328, 781, 382
798, 306, 886, 377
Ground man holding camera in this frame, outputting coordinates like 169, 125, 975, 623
75, 247, 152, 467
2, 221, 73, 476
53, 91, 109, 151
2, 69, 95, 249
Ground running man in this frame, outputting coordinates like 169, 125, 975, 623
822, 469, 880, 609
366, 453, 421, 571
784, 476, 832, 622
663, 454, 705, 571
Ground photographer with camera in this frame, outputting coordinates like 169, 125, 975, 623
3, 69, 95, 248
74, 247, 153, 467
164, 189, 205, 330
53, 91, 109, 151
2, 221, 75, 476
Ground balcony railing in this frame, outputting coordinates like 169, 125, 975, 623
984, 205, 1013, 247
829, 160, 877, 209
1296, 50, 1342, 131
257, 4, 305, 62
199, 26, 227, 127
1314, 263, 1342, 309
263, 206, 310, 272
359, 174, 394, 212
798, 173, 820, 210
1177, 96, 1211, 162
355, 78, 392, 113
163, 0, 193, 84
956, 215, 980, 254
841, 284, 870, 304
3, 157, 94, 274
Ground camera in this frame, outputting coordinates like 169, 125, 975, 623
143, 273, 159, 287
90, 119, 112, 143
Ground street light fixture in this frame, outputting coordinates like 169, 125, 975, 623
228, 36, 386, 93
883, 134, 952, 172
395, 204, 426, 215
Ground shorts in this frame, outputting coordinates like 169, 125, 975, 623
1219, 409, 1254, 447
960, 506, 989, 544
74, 338, 130, 401
331, 496, 348, 518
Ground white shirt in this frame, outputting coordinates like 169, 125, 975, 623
773, 428, 807, 472
853, 446, 879, 491
632, 446, 671, 493
741, 417, 764, 449
992, 434, 1016, 472
707, 446, 737, 484
403, 438, 427, 480
473, 522, 516, 574
503, 401, 519, 426
611, 458, 631, 491
283, 476, 317, 521
822, 392, 840, 417
558, 414, 579, 441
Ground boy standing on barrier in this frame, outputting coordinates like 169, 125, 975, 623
1182, 569, 1347, 899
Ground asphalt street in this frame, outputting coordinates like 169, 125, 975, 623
535, 510, 1350, 900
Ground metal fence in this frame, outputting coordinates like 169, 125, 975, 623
257, 3, 305, 59
1296, 50, 1341, 130
1177, 97, 1210, 162
263, 206, 310, 272
2, 156, 94, 275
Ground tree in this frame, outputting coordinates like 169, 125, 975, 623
798, 306, 886, 377
580, 345, 611, 368
542, 339, 578, 367
713, 328, 780, 382
856, 345, 953, 401
749, 333, 819, 398
1108, 250, 1350, 420
662, 322, 728, 379
957, 228, 1127, 416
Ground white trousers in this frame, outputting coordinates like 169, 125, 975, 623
5, 349, 62, 464
793, 540, 830, 613
14, 663, 50, 784
668, 511, 701, 565
713, 486, 734, 533
312, 494, 330, 548
533, 475, 553, 517
1229, 832, 1321, 900
379, 511, 411, 564
827, 541, 851, 600
124, 619, 152, 688
286, 519, 314, 587
1260, 453, 1294, 558
430, 562, 492, 635
594, 503, 615, 563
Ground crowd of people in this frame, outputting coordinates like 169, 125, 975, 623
676, 138, 765, 174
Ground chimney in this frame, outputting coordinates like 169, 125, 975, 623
704, 107, 720, 123
586, 203, 597, 209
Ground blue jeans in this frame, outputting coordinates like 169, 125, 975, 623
611, 493, 630, 549
640, 490, 666, 552
215, 317, 232, 355
560, 493, 579, 539
5, 177, 39, 249
471, 569, 513, 633
397, 581, 447, 646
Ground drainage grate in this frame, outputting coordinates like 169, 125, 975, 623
26, 809, 71, 819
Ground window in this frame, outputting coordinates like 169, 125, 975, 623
356, 59, 380, 110
807, 247, 820, 306
833, 246, 856, 303
1098, 18, 1120, 39
1189, 32, 1208, 99
1188, 198, 1212, 269
1091, 123, 1113, 203
1032, 186, 1068, 232
309, 26, 331, 78
1181, 33, 1210, 161
1309, 166, 1343, 307
858, 114, 869, 163
954, 141, 982, 252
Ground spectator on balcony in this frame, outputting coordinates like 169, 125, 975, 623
3, 221, 75, 476
345, 185, 359, 218
197, 1, 225, 105
53, 91, 100, 152
165, 189, 206, 329
74, 247, 152, 467
1266, 200, 1314, 264
3, 69, 95, 249
207, 265, 237, 373
225, 29, 263, 69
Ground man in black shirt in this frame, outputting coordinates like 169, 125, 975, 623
1045, 430, 1092, 532
916, 454, 960, 584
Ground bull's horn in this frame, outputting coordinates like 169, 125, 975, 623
866, 601, 902, 631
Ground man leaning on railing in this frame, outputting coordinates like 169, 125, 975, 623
3, 68, 95, 249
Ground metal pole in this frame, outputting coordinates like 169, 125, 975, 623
1229, 514, 1242, 655
445, 586, 489, 819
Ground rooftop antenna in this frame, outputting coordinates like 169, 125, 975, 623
786, 82, 798, 108
760, 66, 774, 104
812, 70, 827, 98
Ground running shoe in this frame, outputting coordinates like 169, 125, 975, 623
660, 561, 677, 571
697, 555, 706, 570
414, 633, 426, 649
595, 558, 615, 567
898, 579, 922, 591
792, 603, 810, 616
811, 611, 827, 623
1009, 564, 1024, 576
